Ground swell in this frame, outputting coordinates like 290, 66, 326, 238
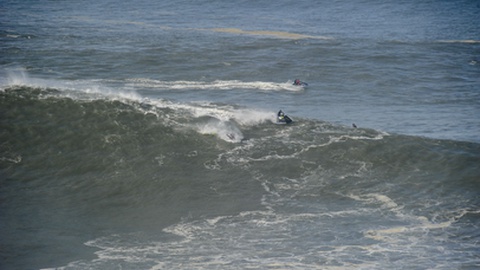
2, 86, 479, 206
1, 85, 479, 269
1, 86, 286, 224
0, 86, 268, 268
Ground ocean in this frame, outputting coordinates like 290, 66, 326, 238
1, 0, 479, 269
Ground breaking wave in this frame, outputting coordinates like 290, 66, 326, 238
1, 81, 479, 270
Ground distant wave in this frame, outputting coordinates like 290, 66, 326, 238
207, 28, 333, 40
437, 39, 480, 44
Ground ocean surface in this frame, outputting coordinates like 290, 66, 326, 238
1, 0, 480, 269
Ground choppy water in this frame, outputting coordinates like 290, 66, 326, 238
1, 0, 479, 269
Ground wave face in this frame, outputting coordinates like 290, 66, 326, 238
1, 0, 480, 268
1, 86, 479, 269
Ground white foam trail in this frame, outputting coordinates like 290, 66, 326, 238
126, 78, 305, 92
1, 69, 142, 101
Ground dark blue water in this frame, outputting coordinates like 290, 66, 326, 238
1, 1, 479, 269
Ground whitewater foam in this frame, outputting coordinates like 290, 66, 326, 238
125, 78, 305, 92
195, 118, 244, 143
1, 70, 141, 101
